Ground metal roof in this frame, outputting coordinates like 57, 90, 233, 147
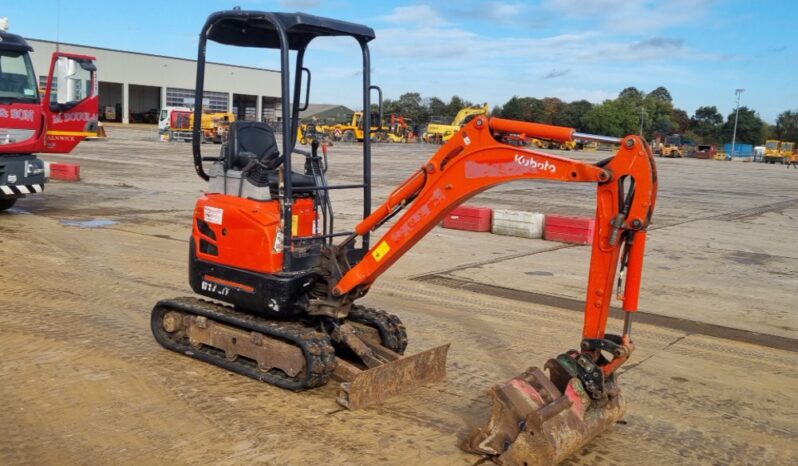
299, 104, 354, 119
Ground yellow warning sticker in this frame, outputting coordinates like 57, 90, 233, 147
292, 215, 299, 236
371, 241, 391, 262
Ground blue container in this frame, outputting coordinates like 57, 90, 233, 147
724, 143, 753, 157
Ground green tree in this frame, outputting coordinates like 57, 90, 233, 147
583, 98, 640, 137
651, 115, 675, 135
558, 100, 593, 131
499, 96, 545, 122
444, 96, 469, 120
670, 108, 691, 133
691, 106, 723, 143
392, 92, 427, 123
775, 110, 798, 142
381, 98, 401, 120
426, 97, 447, 122
649, 86, 673, 102
642, 93, 674, 138
541, 97, 564, 125
722, 107, 765, 144
618, 87, 643, 101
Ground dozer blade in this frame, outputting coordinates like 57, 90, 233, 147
462, 367, 626, 466
335, 344, 450, 410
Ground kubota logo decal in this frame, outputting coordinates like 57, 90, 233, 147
514, 154, 556, 173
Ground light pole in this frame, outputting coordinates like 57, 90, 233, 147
639, 105, 646, 136
729, 88, 744, 159
639, 92, 646, 137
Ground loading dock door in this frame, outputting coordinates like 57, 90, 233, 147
129, 84, 161, 123
233, 93, 257, 121
99, 81, 123, 122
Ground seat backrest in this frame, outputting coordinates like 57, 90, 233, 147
225, 121, 281, 171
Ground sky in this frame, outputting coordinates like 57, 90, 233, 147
4, 0, 796, 122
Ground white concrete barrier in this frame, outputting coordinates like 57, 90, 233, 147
491, 209, 545, 239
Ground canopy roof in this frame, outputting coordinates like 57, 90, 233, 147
0, 30, 34, 53
206, 11, 375, 50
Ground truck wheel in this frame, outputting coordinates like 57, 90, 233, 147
342, 130, 355, 143
0, 198, 17, 212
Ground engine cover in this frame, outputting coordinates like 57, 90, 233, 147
189, 193, 318, 316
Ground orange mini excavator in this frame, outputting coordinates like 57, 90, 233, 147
151, 10, 657, 465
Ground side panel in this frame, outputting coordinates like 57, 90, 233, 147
193, 194, 284, 274
41, 53, 99, 154
192, 194, 317, 274
189, 194, 318, 316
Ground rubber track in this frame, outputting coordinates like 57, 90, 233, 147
348, 305, 409, 354
151, 297, 336, 390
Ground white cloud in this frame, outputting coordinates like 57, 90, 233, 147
447, 2, 528, 22
540, 0, 717, 32
304, 3, 728, 112
378, 5, 450, 27
489, 2, 525, 17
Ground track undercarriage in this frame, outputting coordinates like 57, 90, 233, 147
151, 297, 448, 409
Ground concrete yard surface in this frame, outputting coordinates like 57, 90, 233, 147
0, 127, 796, 465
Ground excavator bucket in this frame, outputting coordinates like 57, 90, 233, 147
462, 367, 626, 466
334, 344, 450, 410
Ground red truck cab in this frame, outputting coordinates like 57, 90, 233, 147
0, 26, 98, 211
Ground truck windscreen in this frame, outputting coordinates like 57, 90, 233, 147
0, 50, 39, 103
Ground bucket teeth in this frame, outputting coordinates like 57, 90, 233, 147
463, 366, 626, 466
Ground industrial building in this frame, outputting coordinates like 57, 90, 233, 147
27, 39, 282, 124
299, 104, 355, 124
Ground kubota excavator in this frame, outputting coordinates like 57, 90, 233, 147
0, 19, 99, 211
151, 10, 657, 465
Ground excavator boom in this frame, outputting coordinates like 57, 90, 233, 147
335, 116, 656, 338
323, 115, 657, 464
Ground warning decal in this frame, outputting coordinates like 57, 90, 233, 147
371, 241, 391, 262
204, 206, 224, 225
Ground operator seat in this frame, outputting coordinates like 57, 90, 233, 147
224, 121, 316, 196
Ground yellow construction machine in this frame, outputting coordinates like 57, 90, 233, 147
383, 114, 416, 142
659, 134, 684, 157
423, 103, 489, 144
165, 109, 236, 144
298, 122, 333, 145
195, 112, 236, 144
764, 139, 794, 163
330, 111, 386, 142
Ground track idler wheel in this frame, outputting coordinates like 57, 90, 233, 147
462, 366, 626, 466
347, 305, 408, 354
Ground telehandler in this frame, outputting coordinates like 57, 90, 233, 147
151, 10, 657, 465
